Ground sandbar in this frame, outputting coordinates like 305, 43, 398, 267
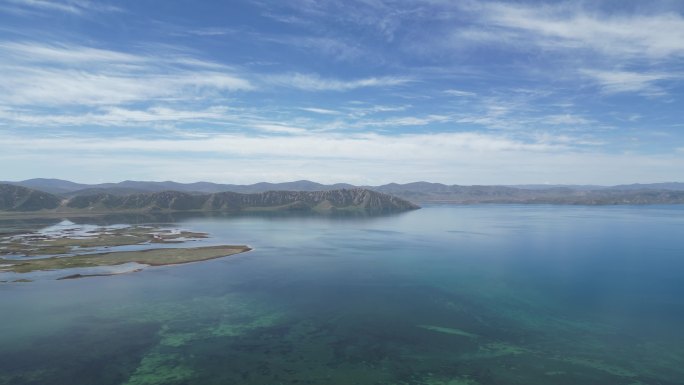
1, 245, 251, 275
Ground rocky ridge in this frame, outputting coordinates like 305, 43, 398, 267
0, 184, 420, 214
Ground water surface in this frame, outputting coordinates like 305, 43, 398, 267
1, 205, 683, 385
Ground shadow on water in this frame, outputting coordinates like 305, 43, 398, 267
0, 209, 415, 234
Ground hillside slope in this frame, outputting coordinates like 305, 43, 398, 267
5, 179, 684, 204
0, 185, 419, 214
0, 184, 62, 211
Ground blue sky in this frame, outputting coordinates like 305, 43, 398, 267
0, 0, 683, 184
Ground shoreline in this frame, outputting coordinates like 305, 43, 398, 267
0, 245, 252, 280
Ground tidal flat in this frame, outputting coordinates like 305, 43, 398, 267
1, 206, 683, 385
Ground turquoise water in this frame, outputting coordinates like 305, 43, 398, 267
1, 205, 684, 385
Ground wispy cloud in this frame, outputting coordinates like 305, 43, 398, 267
0, 106, 233, 126
581, 69, 673, 95
0, 41, 253, 106
0, 41, 144, 63
265, 73, 411, 91
184, 27, 235, 36
438, 2, 684, 96
5, 0, 122, 15
299, 107, 341, 115
1, 130, 680, 184
258, 1, 423, 43
343, 104, 409, 118
8, 0, 81, 15
259, 34, 370, 63
459, 2, 684, 60
250, 123, 307, 134
0, 131, 565, 160
0, 67, 253, 106
362, 115, 452, 128
545, 114, 592, 126
444, 89, 476, 97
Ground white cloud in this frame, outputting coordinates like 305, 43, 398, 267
8, 0, 82, 14
185, 27, 234, 36
362, 115, 451, 127
545, 114, 591, 126
0, 131, 561, 160
0, 41, 411, 108
299, 107, 341, 115
0, 42, 253, 106
265, 73, 411, 91
0, 41, 144, 64
580, 69, 672, 95
463, 2, 684, 60
0, 106, 233, 126
343, 104, 409, 118
260, 35, 369, 62
250, 123, 307, 134
6, 0, 122, 15
0, 68, 252, 106
444, 89, 476, 97
443, 2, 684, 96
0, 131, 681, 185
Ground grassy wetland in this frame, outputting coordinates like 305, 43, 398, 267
0, 221, 249, 281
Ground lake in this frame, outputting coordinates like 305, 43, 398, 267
1, 205, 683, 385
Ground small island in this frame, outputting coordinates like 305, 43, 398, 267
0, 223, 250, 281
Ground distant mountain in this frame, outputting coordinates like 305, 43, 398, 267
2, 179, 358, 195
0, 185, 419, 214
371, 184, 684, 204
371, 182, 454, 194
607, 182, 684, 191
64, 187, 163, 197
508, 184, 603, 191
3, 179, 684, 205
1, 178, 90, 194
372, 184, 527, 202
0, 184, 61, 211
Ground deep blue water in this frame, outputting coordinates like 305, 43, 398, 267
1, 205, 683, 384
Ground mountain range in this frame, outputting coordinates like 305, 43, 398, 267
2, 179, 684, 206
0, 184, 419, 214
4, 178, 684, 195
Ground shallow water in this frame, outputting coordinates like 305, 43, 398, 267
1, 205, 683, 385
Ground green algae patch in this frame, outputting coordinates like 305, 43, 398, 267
421, 376, 480, 385
123, 352, 195, 385
1, 245, 251, 274
558, 356, 637, 378
110, 293, 289, 385
478, 342, 529, 357
418, 324, 478, 339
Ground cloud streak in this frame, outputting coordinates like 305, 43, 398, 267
5, 0, 122, 15
581, 69, 674, 95
0, 42, 253, 106
0, 131, 681, 185
460, 1, 684, 60
265, 73, 411, 91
